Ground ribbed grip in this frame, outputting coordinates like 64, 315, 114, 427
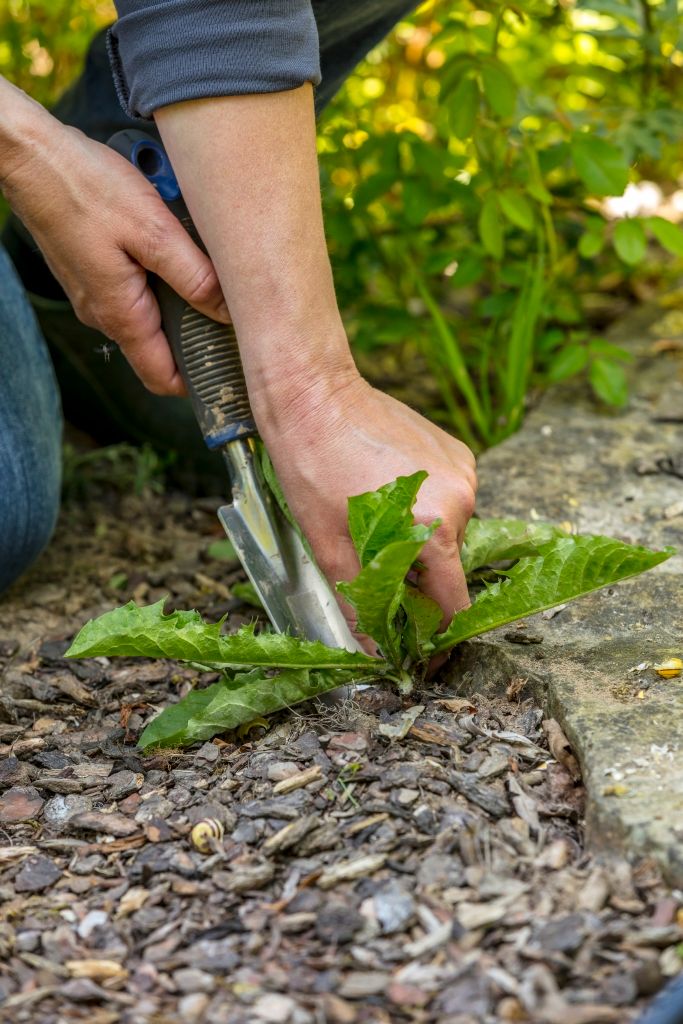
107, 128, 257, 449
178, 308, 254, 441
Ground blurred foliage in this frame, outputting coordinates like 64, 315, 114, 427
4, 0, 683, 448
61, 441, 171, 501
1, 0, 114, 104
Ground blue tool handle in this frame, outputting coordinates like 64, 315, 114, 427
107, 129, 256, 449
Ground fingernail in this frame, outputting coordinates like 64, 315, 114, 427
217, 302, 231, 323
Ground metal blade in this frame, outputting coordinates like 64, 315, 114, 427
218, 439, 363, 653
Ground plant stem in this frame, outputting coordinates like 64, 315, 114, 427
639, 0, 655, 107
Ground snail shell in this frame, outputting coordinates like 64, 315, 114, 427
190, 817, 224, 854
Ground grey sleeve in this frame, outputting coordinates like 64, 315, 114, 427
108, 0, 322, 119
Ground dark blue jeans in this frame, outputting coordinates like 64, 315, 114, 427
0, 0, 414, 593
0, 247, 62, 593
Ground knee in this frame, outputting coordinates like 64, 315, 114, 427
0, 439, 61, 593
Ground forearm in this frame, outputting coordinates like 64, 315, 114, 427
154, 85, 359, 431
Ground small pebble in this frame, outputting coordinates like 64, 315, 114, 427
178, 992, 210, 1021
78, 910, 109, 941
173, 968, 215, 994
253, 993, 297, 1022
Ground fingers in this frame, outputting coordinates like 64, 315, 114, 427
419, 538, 471, 628
79, 258, 186, 396
415, 478, 475, 628
130, 205, 230, 325
115, 285, 186, 397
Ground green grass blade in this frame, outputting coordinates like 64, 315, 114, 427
503, 250, 546, 434
407, 255, 492, 445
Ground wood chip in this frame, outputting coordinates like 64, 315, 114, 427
69, 811, 139, 837
272, 764, 322, 794
457, 898, 511, 930
115, 886, 150, 918
542, 719, 581, 781
346, 813, 389, 836
263, 815, 319, 855
434, 698, 478, 715
317, 854, 387, 890
66, 959, 129, 981
0, 844, 37, 865
49, 672, 96, 706
409, 721, 464, 747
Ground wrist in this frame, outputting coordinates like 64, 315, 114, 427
245, 327, 364, 442
0, 80, 53, 190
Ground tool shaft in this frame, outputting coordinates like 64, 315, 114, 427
219, 440, 360, 650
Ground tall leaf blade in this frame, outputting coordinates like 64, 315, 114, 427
66, 599, 377, 670
461, 519, 567, 575
338, 531, 433, 661
434, 535, 674, 651
348, 471, 427, 567
139, 668, 349, 750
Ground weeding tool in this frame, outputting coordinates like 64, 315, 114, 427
108, 130, 361, 653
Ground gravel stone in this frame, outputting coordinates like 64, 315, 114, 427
0, 785, 43, 822
44, 793, 93, 826
372, 881, 416, 934
315, 902, 365, 944
14, 854, 62, 892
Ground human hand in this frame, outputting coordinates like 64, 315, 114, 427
255, 374, 477, 650
1, 108, 229, 396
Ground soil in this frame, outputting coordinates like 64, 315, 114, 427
0, 476, 679, 1024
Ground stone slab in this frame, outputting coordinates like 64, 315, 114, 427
450, 304, 683, 883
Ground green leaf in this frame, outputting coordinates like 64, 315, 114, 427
546, 344, 589, 383
526, 180, 553, 206
613, 219, 646, 265
402, 586, 442, 661
206, 539, 237, 563
647, 217, 683, 258
66, 599, 376, 670
338, 531, 434, 664
461, 519, 568, 576
348, 471, 428, 567
479, 193, 504, 260
259, 447, 313, 558
588, 339, 633, 362
451, 255, 485, 287
231, 581, 263, 608
435, 535, 674, 652
498, 190, 535, 232
578, 229, 605, 259
589, 358, 628, 407
403, 178, 435, 226
138, 668, 347, 750
571, 135, 629, 197
481, 61, 517, 118
449, 76, 479, 139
